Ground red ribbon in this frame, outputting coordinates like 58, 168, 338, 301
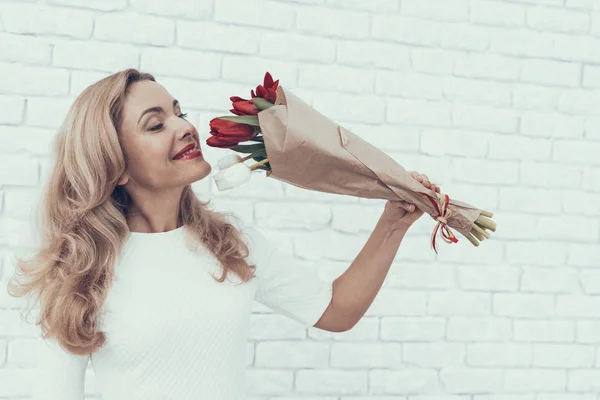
420, 192, 459, 254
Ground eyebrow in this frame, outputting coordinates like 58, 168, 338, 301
138, 99, 179, 125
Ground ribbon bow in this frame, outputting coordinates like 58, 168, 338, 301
421, 192, 459, 254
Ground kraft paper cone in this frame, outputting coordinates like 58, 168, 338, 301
257, 85, 483, 252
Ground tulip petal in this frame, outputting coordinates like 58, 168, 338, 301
206, 136, 239, 148
264, 72, 273, 88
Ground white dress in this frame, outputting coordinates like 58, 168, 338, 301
32, 225, 333, 400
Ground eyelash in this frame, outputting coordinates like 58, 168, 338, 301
149, 113, 188, 132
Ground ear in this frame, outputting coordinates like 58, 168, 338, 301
117, 173, 129, 186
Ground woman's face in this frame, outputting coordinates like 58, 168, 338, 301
117, 80, 211, 190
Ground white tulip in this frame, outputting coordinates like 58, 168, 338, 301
213, 163, 252, 191
217, 154, 243, 170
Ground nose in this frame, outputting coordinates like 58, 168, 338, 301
176, 119, 196, 141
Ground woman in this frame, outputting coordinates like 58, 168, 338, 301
7, 68, 439, 400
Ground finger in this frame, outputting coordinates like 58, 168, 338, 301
401, 202, 415, 212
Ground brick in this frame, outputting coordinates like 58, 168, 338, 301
553, 139, 600, 166
255, 341, 329, 368
401, 0, 469, 21
499, 187, 563, 214
444, 77, 511, 107
141, 47, 221, 80
520, 112, 585, 139
576, 320, 600, 343
494, 293, 555, 318
457, 266, 520, 292
0, 63, 68, 96
441, 368, 504, 393
53, 40, 139, 72
512, 84, 561, 111
451, 158, 519, 185
580, 269, 600, 294
331, 342, 402, 368
557, 295, 600, 318
412, 48, 456, 74
48, 0, 127, 10
381, 317, 446, 342
376, 70, 443, 99
506, 241, 567, 266
520, 59, 581, 87
0, 95, 25, 124
255, 202, 331, 230
215, 0, 294, 30
447, 317, 512, 342
24, 96, 74, 129
386, 98, 451, 126
454, 53, 521, 81
95, 13, 175, 46
301, 64, 376, 94
337, 40, 410, 69
0, 33, 51, 65
326, 0, 399, 12
370, 369, 440, 394
489, 28, 554, 58
536, 216, 599, 243
365, 288, 428, 316
130, 0, 211, 18
504, 369, 566, 392
1, 3, 92, 38
521, 266, 581, 294
245, 369, 293, 395
296, 6, 369, 39
404, 343, 465, 367
568, 243, 600, 267
428, 291, 491, 316
0, 157, 38, 186
488, 136, 552, 161
514, 320, 575, 342
527, 7, 590, 33
442, 24, 490, 51
533, 344, 596, 368
470, 1, 526, 27
554, 35, 600, 63
372, 15, 442, 46
535, 151, 573, 181
261, 32, 335, 63
467, 343, 531, 367
296, 370, 367, 395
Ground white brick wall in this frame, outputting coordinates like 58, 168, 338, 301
0, 0, 598, 399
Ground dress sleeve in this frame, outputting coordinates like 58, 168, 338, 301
31, 336, 89, 400
244, 227, 333, 329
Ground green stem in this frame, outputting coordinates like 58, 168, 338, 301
249, 158, 270, 171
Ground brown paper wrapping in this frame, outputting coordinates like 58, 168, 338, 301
256, 85, 483, 252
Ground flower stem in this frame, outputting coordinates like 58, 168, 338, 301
249, 158, 270, 171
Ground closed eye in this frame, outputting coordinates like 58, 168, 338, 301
149, 113, 188, 132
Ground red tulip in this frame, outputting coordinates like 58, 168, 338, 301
250, 71, 279, 103
206, 118, 257, 148
229, 96, 259, 116
206, 135, 242, 148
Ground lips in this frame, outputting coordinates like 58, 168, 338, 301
173, 142, 198, 159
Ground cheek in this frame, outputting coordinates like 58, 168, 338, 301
128, 140, 172, 177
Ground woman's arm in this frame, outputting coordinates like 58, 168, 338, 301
314, 215, 408, 332
31, 337, 89, 400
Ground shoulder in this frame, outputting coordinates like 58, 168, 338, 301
240, 226, 274, 266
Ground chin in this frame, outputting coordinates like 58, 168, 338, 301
190, 159, 212, 181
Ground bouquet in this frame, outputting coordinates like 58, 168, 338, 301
207, 72, 497, 254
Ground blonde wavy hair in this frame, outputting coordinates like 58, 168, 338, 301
7, 68, 256, 355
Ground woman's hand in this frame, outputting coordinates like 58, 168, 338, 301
381, 171, 441, 229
